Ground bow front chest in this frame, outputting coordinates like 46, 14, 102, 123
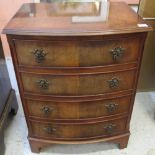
3, 1, 152, 153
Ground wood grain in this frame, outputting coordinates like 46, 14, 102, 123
21, 69, 136, 96
26, 94, 131, 121
14, 36, 141, 67
29, 117, 127, 140
4, 1, 151, 153
3, 2, 152, 36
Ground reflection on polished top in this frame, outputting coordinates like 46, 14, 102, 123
3, 1, 152, 36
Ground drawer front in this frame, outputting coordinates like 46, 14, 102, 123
14, 37, 141, 67
26, 95, 131, 120
21, 69, 136, 96
29, 118, 127, 140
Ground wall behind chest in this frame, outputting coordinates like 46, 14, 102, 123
0, 0, 34, 93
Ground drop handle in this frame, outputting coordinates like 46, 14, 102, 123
36, 79, 49, 89
41, 106, 54, 115
43, 126, 56, 134
32, 48, 47, 63
104, 124, 116, 134
108, 77, 119, 89
105, 103, 118, 113
110, 46, 126, 61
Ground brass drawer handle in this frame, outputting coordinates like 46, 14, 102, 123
108, 77, 119, 89
37, 79, 49, 89
32, 48, 47, 63
110, 46, 126, 61
104, 124, 116, 134
42, 106, 54, 115
43, 126, 56, 134
105, 103, 118, 113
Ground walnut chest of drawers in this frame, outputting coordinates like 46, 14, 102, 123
3, 1, 152, 153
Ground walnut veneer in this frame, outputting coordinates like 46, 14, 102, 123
3, 1, 152, 153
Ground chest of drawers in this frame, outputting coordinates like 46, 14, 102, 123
3, 1, 152, 153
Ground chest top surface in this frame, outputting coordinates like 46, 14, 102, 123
3, 1, 152, 36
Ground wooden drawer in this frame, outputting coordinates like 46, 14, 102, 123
29, 117, 127, 140
21, 69, 136, 96
14, 37, 141, 67
26, 95, 131, 120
